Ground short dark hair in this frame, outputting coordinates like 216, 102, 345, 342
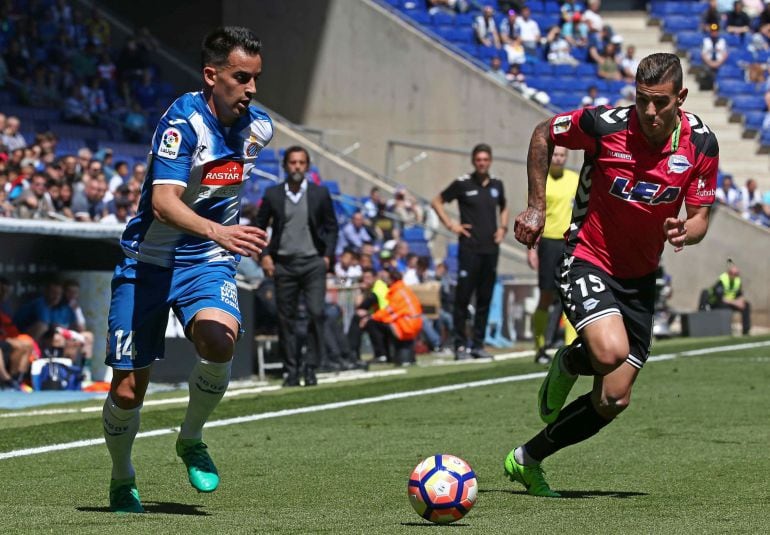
201, 26, 262, 69
636, 53, 683, 93
472, 143, 492, 158
282, 146, 310, 168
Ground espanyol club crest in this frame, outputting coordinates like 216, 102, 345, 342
667, 154, 692, 174
490, 187, 499, 198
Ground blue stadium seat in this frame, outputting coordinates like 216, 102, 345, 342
255, 163, 280, 177
663, 16, 698, 33
744, 110, 765, 130
731, 95, 766, 114
258, 147, 278, 162
402, 227, 426, 241
402, 10, 431, 26
717, 80, 757, 98
431, 11, 456, 26
323, 180, 341, 195
716, 64, 743, 81
676, 31, 704, 51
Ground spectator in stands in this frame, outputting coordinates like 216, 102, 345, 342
124, 102, 148, 143
134, 69, 159, 110
12, 171, 54, 219
116, 38, 149, 83
373, 202, 398, 242
62, 279, 92, 357
515, 5, 541, 57
596, 42, 622, 81
582, 0, 604, 34
337, 211, 373, 255
473, 5, 502, 49
580, 85, 610, 107
2, 117, 27, 152
562, 11, 589, 49
14, 279, 73, 339
614, 85, 635, 107
101, 197, 132, 224
488, 56, 508, 84
701, 24, 729, 77
700, 261, 751, 334
130, 162, 147, 184
715, 175, 741, 209
362, 186, 382, 222
499, 9, 519, 48
387, 187, 424, 229
739, 178, 762, 215
746, 199, 770, 226
619, 44, 639, 82
427, 0, 469, 15
335, 248, 363, 285
546, 26, 579, 66
726, 1, 752, 41
63, 84, 95, 125
0, 186, 11, 217
506, 63, 526, 89
81, 76, 109, 116
587, 24, 612, 64
391, 240, 411, 272
504, 34, 527, 66
71, 174, 108, 221
759, 1, 770, 40
87, 8, 111, 47
702, 0, 723, 32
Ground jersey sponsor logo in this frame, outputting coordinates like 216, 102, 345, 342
667, 154, 692, 174
201, 160, 245, 186
552, 115, 571, 134
168, 118, 187, 125
158, 127, 182, 159
198, 185, 241, 198
609, 177, 681, 205
609, 150, 632, 160
696, 177, 716, 198
464, 190, 479, 197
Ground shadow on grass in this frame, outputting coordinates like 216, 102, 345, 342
480, 488, 648, 499
400, 522, 470, 527
77, 502, 210, 516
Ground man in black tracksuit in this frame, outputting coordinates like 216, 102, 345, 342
431, 144, 509, 360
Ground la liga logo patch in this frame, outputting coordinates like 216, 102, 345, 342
158, 127, 182, 159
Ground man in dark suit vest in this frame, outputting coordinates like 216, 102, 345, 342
255, 146, 338, 386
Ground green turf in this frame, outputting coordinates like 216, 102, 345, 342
1, 337, 769, 533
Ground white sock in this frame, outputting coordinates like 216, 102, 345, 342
514, 446, 539, 466
179, 358, 232, 441
102, 395, 141, 480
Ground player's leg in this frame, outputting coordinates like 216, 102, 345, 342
469, 252, 497, 359
103, 259, 170, 513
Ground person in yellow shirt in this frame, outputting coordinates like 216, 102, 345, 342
527, 146, 578, 364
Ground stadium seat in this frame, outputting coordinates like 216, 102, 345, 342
731, 95, 766, 114
258, 147, 278, 162
402, 227, 427, 241
323, 180, 341, 195
717, 80, 757, 99
744, 110, 765, 131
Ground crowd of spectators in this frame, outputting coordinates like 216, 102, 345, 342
715, 175, 770, 226
0, 112, 144, 221
0, 0, 163, 141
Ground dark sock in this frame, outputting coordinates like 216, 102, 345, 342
524, 393, 611, 462
563, 339, 596, 376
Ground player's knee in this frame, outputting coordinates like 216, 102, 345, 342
194, 331, 235, 361
593, 393, 631, 419
111, 383, 143, 409
589, 343, 629, 374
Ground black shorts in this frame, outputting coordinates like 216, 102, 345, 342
537, 237, 565, 292
558, 256, 656, 369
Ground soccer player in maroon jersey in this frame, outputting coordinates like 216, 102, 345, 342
504, 53, 719, 496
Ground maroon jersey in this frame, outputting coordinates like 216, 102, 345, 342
550, 106, 718, 278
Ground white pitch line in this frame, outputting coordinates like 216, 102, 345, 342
1, 340, 768, 461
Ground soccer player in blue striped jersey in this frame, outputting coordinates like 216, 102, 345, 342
102, 27, 273, 513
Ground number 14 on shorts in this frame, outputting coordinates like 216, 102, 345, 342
113, 330, 136, 361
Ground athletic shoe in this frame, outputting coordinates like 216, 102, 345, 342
503, 450, 560, 498
454, 346, 471, 361
176, 438, 220, 493
109, 477, 145, 513
535, 348, 551, 365
538, 346, 578, 424
470, 348, 494, 360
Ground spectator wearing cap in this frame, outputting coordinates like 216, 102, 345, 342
726, 1, 751, 40
703, 0, 723, 32
702, 23, 729, 75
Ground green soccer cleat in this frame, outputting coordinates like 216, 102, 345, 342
176, 438, 220, 493
109, 477, 145, 514
504, 450, 560, 498
538, 345, 578, 424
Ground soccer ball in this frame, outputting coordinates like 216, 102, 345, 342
407, 454, 478, 524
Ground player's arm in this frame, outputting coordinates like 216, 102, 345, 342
663, 204, 710, 253
514, 119, 553, 248
152, 185, 267, 256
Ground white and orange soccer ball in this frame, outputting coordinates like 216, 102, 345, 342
407, 454, 478, 524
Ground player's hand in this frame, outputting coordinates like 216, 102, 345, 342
514, 207, 544, 248
494, 227, 507, 244
214, 224, 268, 256
664, 217, 687, 252
527, 248, 538, 270
261, 254, 275, 278
449, 221, 472, 238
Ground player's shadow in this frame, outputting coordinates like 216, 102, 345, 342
400, 522, 471, 528
77, 502, 210, 516
481, 489, 647, 499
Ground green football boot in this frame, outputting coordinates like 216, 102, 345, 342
109, 477, 145, 514
538, 345, 578, 424
176, 438, 220, 493
504, 450, 560, 498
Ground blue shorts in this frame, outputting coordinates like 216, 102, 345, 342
105, 257, 242, 370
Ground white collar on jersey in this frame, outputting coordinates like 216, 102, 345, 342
284, 178, 308, 204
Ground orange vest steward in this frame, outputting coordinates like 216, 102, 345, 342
371, 280, 423, 341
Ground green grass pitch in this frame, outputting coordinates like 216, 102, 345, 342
1, 336, 769, 533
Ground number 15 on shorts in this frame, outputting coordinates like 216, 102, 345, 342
113, 329, 136, 361
575, 274, 606, 298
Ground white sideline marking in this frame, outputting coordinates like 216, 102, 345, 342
1, 340, 768, 461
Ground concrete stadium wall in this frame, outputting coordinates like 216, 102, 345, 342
662, 208, 770, 326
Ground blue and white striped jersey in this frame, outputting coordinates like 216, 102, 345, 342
120, 91, 273, 267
